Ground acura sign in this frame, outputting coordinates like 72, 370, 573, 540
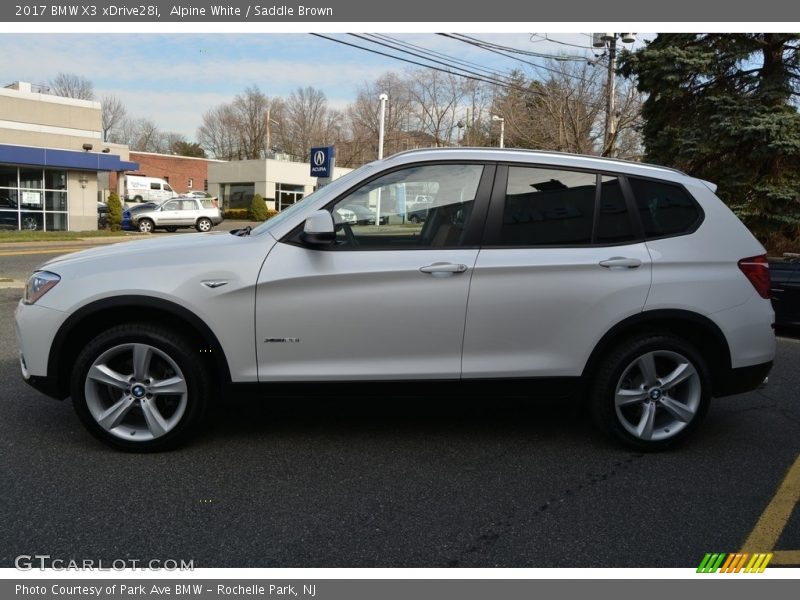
310, 146, 334, 178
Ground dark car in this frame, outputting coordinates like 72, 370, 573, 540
97, 202, 108, 229
1, 194, 41, 230
121, 202, 158, 230
770, 254, 800, 331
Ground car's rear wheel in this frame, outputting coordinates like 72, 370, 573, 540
165, 226, 178, 232
133, 195, 143, 202
196, 218, 212, 232
590, 334, 711, 451
71, 324, 210, 452
138, 218, 154, 233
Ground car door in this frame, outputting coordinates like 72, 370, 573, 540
255, 163, 494, 381
462, 165, 652, 378
157, 199, 181, 226
176, 199, 198, 226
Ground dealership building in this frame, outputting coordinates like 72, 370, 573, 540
208, 157, 353, 211
0, 81, 137, 231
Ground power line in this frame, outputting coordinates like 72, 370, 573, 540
349, 34, 525, 90
310, 33, 613, 113
369, 33, 519, 81
310, 33, 544, 97
439, 33, 598, 84
530, 33, 597, 51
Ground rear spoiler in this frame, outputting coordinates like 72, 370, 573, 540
699, 179, 718, 193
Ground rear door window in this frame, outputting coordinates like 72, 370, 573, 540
496, 167, 596, 246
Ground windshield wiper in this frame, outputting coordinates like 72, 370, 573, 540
230, 226, 251, 237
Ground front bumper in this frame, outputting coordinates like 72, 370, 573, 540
15, 299, 68, 399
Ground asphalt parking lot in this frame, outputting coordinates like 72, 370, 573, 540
0, 245, 798, 569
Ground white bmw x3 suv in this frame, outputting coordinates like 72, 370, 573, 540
15, 149, 775, 452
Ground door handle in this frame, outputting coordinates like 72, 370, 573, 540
599, 257, 643, 269
419, 262, 468, 276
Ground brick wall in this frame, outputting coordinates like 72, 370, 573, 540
109, 152, 213, 194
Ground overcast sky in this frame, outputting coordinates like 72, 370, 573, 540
0, 33, 648, 140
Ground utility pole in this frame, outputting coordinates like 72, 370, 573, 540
603, 36, 617, 157
593, 33, 636, 157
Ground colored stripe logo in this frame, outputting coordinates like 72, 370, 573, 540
697, 552, 773, 573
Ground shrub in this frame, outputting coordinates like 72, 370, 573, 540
107, 192, 122, 231
223, 208, 250, 220
249, 193, 268, 221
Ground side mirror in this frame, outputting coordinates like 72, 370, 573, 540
301, 210, 335, 246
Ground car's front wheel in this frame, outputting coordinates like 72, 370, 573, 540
71, 324, 210, 452
138, 218, 154, 233
590, 334, 711, 451
196, 218, 212, 232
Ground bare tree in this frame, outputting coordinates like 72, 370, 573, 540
197, 86, 281, 160
407, 70, 466, 147
49, 73, 95, 100
277, 86, 336, 161
100, 94, 127, 141
197, 104, 242, 160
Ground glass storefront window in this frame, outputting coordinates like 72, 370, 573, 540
223, 183, 255, 210
0, 165, 17, 188
0, 167, 68, 231
45, 213, 68, 231
20, 212, 43, 231
45, 169, 67, 190
20, 190, 44, 210
45, 191, 68, 211
19, 168, 43, 189
276, 183, 305, 211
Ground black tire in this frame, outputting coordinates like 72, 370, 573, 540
138, 218, 154, 233
196, 217, 212, 232
590, 334, 711, 451
165, 226, 178, 232
133, 195, 143, 202
71, 323, 211, 452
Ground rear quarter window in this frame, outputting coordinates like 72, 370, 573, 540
628, 177, 702, 239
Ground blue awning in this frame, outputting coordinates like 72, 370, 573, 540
0, 144, 138, 172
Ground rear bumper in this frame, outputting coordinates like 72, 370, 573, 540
714, 361, 773, 397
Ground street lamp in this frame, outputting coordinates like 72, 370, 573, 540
492, 115, 505, 149
378, 93, 388, 160
376, 93, 388, 226
266, 104, 279, 158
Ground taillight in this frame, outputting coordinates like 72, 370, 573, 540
738, 255, 771, 299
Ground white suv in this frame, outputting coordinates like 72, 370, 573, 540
15, 149, 775, 452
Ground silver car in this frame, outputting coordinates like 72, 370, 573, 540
131, 198, 223, 233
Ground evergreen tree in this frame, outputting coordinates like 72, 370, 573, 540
107, 192, 122, 231
619, 33, 800, 248
248, 193, 268, 221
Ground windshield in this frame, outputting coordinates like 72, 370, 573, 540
250, 164, 374, 236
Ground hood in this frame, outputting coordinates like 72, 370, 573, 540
39, 231, 240, 271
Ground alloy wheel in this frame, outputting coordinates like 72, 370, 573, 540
83, 343, 188, 442
614, 350, 702, 442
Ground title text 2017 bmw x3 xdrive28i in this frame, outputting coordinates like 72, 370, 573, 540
15, 149, 775, 452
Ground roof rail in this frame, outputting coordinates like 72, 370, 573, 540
386, 147, 689, 176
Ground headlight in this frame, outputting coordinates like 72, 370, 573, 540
23, 271, 60, 305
